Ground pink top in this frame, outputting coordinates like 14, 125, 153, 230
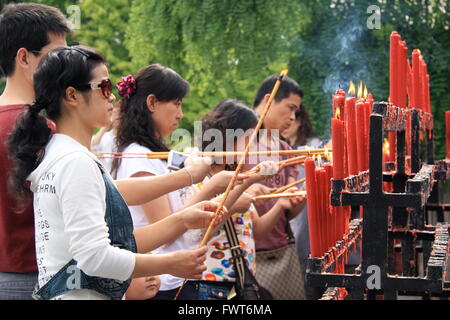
244, 138, 299, 251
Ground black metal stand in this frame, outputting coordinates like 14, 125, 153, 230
306, 102, 450, 300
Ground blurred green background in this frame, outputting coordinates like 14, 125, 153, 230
1, 0, 449, 158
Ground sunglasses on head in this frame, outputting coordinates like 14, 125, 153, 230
77, 78, 113, 99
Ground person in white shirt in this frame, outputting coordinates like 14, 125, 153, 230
7, 46, 224, 300
112, 64, 251, 299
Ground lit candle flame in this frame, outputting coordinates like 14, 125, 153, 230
324, 147, 330, 161
383, 138, 390, 155
348, 81, 356, 96
364, 85, 368, 100
335, 107, 341, 120
357, 81, 363, 99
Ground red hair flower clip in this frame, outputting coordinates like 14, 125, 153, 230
117, 75, 137, 99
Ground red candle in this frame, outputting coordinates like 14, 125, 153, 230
305, 158, 321, 257
390, 32, 401, 107
406, 59, 412, 158
333, 90, 346, 116
420, 58, 427, 113
324, 163, 335, 247
317, 168, 328, 254
446, 112, 450, 159
364, 102, 370, 170
345, 97, 358, 175
399, 41, 408, 108
412, 49, 421, 110
426, 74, 431, 115
331, 118, 345, 179
356, 99, 367, 173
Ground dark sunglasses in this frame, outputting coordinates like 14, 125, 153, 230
77, 78, 113, 99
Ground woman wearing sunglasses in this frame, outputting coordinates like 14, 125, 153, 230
7, 46, 225, 300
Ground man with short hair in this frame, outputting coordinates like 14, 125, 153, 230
0, 2, 71, 300
246, 74, 306, 300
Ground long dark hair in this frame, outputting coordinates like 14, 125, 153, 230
0, 2, 72, 77
111, 64, 189, 178
201, 99, 258, 169
7, 46, 106, 210
290, 105, 316, 148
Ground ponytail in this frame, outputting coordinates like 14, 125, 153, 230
8, 102, 52, 210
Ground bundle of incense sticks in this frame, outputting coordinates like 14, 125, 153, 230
245, 156, 307, 175
95, 149, 331, 160
271, 178, 306, 194
252, 191, 306, 201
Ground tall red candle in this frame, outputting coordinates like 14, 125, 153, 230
333, 90, 346, 116
412, 49, 421, 110
305, 158, 321, 257
390, 32, 401, 106
331, 118, 345, 179
324, 163, 335, 247
399, 41, 408, 108
420, 58, 427, 113
406, 59, 412, 158
426, 74, 431, 115
345, 97, 358, 175
446, 112, 450, 159
356, 100, 367, 173
317, 168, 328, 254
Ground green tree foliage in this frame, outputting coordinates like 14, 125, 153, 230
290, 0, 450, 158
126, 0, 307, 131
33, 0, 133, 83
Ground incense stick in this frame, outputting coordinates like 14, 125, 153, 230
252, 191, 307, 201
95, 149, 331, 159
271, 178, 306, 194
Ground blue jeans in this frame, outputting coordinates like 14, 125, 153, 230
0, 272, 38, 300
197, 281, 234, 300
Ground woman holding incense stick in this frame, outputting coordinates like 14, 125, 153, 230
7, 46, 226, 300
184, 99, 305, 300
111, 64, 250, 299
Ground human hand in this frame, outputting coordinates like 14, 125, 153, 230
275, 188, 306, 216
184, 154, 212, 184
178, 200, 227, 230
166, 246, 208, 279
245, 161, 281, 183
230, 192, 253, 214
208, 170, 248, 194
246, 183, 275, 207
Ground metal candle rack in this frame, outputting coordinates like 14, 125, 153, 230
306, 102, 450, 300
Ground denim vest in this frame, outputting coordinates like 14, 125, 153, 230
33, 163, 137, 300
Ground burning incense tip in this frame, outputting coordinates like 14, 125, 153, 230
280, 69, 289, 77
